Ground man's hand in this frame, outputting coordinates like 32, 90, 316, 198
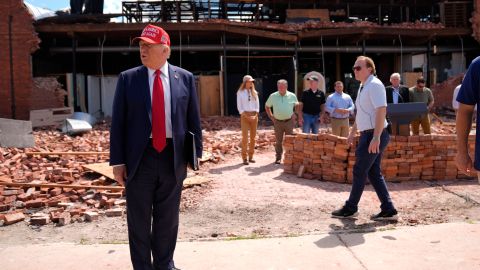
298, 118, 303, 126
335, 108, 349, 115
113, 165, 127, 186
347, 132, 355, 146
368, 138, 380, 154
456, 152, 475, 176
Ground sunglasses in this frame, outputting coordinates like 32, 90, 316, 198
352, 66, 362, 72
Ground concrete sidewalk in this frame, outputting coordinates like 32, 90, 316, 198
0, 222, 479, 270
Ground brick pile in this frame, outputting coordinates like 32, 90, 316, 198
431, 74, 463, 110
0, 122, 122, 227
0, 117, 275, 226
209, 19, 445, 33
284, 133, 475, 183
201, 116, 276, 163
284, 133, 349, 183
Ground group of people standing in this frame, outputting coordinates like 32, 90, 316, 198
238, 55, 399, 223
108, 23, 480, 270
237, 73, 356, 165
385, 73, 434, 135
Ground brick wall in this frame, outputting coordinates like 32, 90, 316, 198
0, 0, 40, 120
283, 133, 476, 183
431, 74, 463, 109
31, 77, 68, 110
472, 0, 480, 43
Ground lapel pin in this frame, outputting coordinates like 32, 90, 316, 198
174, 73, 179, 80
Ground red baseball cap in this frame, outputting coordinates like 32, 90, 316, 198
133, 24, 170, 46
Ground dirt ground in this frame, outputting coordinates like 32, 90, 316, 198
1, 130, 480, 245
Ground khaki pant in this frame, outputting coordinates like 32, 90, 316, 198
274, 118, 294, 161
241, 113, 258, 160
331, 118, 349, 137
411, 114, 431, 135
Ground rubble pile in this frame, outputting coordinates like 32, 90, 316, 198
0, 117, 275, 227
200, 116, 276, 164
207, 19, 445, 33
31, 77, 68, 110
431, 74, 464, 110
0, 122, 119, 227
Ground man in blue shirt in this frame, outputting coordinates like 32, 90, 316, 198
325, 81, 355, 137
456, 56, 480, 182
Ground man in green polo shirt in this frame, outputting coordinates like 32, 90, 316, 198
409, 77, 434, 134
265, 79, 299, 164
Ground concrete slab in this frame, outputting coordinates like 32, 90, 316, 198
0, 118, 34, 148
343, 222, 480, 270
0, 223, 479, 270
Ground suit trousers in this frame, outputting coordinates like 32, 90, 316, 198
126, 139, 182, 270
241, 113, 258, 160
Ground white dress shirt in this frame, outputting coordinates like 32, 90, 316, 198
355, 75, 388, 131
237, 89, 260, 114
147, 62, 172, 138
392, 87, 400, 104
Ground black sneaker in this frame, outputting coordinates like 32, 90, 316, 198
371, 209, 398, 221
275, 159, 281, 164
331, 206, 358, 219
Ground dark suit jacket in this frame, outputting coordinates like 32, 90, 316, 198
110, 64, 202, 182
385, 85, 410, 104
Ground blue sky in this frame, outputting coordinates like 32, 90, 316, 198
25, 0, 122, 13
26, 0, 69, 10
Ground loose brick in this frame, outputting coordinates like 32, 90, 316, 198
84, 211, 99, 222
30, 213, 50, 226
105, 208, 124, 217
3, 212, 26, 225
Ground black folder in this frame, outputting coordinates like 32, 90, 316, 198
185, 131, 199, 171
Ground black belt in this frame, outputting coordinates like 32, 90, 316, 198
275, 118, 291, 122
360, 128, 385, 134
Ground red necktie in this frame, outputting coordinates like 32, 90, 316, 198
152, 70, 166, 152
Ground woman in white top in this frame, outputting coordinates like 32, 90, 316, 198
237, 75, 260, 165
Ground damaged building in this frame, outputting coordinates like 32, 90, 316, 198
1, 0, 480, 120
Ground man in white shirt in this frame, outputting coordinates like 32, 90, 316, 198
331, 56, 398, 221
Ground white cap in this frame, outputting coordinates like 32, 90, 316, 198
243, 75, 255, 82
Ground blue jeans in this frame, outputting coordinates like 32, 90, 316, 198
302, 113, 319, 134
345, 129, 395, 212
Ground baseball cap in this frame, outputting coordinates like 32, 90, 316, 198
307, 75, 319, 82
133, 24, 170, 46
243, 75, 255, 82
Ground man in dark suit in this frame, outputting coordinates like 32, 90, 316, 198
385, 73, 410, 104
110, 24, 202, 270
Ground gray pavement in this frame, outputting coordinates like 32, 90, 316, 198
0, 222, 479, 270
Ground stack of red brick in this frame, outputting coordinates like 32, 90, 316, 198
284, 133, 349, 183
284, 133, 475, 183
